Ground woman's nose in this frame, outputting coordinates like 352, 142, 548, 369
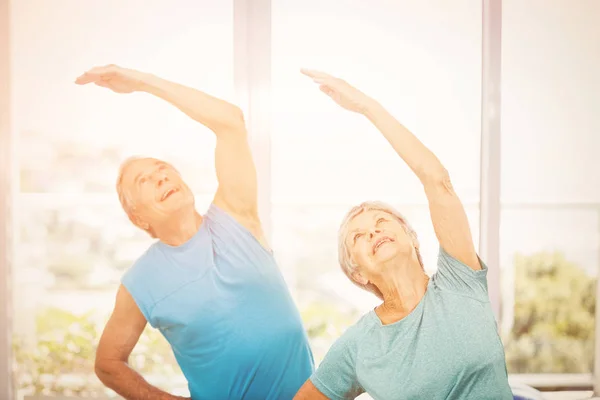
369, 229, 381, 238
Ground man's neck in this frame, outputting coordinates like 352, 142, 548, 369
156, 211, 203, 247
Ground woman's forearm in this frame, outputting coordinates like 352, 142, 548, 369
139, 73, 245, 134
362, 100, 447, 183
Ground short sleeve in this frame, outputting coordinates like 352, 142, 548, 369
310, 330, 364, 400
432, 246, 490, 302
121, 262, 157, 327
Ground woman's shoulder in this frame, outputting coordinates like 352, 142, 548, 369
336, 311, 379, 346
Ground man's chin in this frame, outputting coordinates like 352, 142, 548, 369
160, 200, 194, 214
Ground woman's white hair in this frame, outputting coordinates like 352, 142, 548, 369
337, 200, 423, 300
116, 156, 158, 238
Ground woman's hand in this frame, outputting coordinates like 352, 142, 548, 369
75, 64, 149, 94
300, 68, 375, 114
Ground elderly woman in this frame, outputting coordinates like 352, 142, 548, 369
294, 69, 514, 400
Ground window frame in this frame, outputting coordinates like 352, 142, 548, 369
480, 0, 502, 322
233, 0, 273, 242
0, 0, 14, 397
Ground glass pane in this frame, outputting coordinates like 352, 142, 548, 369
272, 0, 482, 203
12, 0, 234, 194
272, 0, 483, 366
500, 0, 600, 374
272, 203, 480, 364
12, 194, 214, 398
500, 208, 599, 374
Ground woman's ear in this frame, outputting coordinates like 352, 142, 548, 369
406, 228, 420, 249
351, 269, 369, 286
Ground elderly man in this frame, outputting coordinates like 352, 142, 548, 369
75, 65, 314, 400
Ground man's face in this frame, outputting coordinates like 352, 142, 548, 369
121, 158, 194, 230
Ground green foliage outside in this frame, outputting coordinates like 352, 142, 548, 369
13, 308, 179, 398
503, 251, 596, 373
12, 251, 596, 396
12, 303, 355, 397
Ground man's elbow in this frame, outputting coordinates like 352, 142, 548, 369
230, 105, 245, 125
94, 357, 123, 384
221, 106, 247, 134
94, 358, 111, 380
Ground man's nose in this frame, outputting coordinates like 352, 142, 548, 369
155, 173, 169, 186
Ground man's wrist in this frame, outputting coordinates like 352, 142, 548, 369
136, 71, 162, 94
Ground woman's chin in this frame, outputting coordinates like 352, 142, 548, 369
374, 245, 399, 263
374, 244, 415, 264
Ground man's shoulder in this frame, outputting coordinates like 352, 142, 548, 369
118, 243, 166, 323
121, 242, 163, 281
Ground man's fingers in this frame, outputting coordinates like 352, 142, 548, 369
94, 80, 112, 89
74, 65, 119, 85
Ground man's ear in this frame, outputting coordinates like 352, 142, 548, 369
130, 212, 150, 231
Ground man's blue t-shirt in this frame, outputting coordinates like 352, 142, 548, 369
122, 204, 315, 399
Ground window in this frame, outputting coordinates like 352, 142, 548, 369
11, 0, 233, 397
5, 0, 600, 398
500, 0, 600, 374
271, 0, 483, 363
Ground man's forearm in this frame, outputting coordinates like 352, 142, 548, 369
139, 73, 244, 134
96, 361, 188, 400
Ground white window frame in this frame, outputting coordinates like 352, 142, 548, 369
234, 0, 272, 243
595, 204, 600, 393
479, 0, 502, 323
481, 0, 596, 392
0, 0, 14, 397
1, 0, 598, 397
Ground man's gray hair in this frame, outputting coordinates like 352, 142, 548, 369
116, 156, 158, 238
337, 200, 423, 299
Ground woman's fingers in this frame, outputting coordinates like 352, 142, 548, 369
319, 85, 334, 96
74, 72, 97, 85
300, 68, 331, 79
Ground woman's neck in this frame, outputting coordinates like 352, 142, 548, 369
375, 258, 429, 325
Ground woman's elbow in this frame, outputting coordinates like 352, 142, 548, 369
293, 380, 330, 400
420, 166, 451, 190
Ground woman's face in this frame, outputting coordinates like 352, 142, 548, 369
344, 209, 417, 283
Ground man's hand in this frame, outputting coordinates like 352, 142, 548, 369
76, 63, 263, 249
300, 68, 375, 114
95, 284, 189, 400
75, 64, 149, 94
